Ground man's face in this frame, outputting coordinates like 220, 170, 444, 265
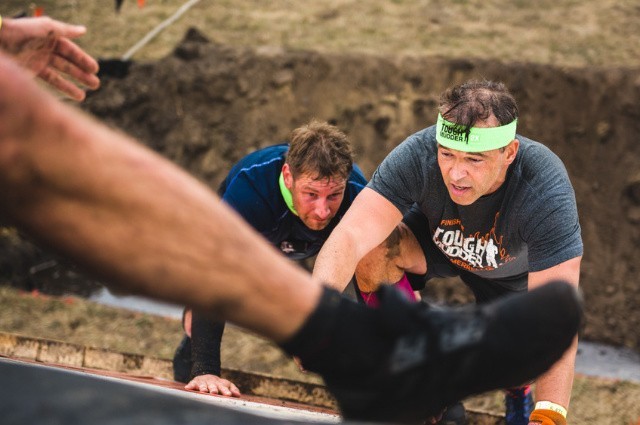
437, 116, 519, 206
283, 164, 347, 230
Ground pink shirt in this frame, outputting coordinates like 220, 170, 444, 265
358, 274, 417, 307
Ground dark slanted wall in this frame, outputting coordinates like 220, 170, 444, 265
52, 28, 640, 351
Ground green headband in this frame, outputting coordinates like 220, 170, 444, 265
279, 172, 298, 216
436, 114, 517, 152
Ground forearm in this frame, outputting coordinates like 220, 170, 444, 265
534, 336, 578, 409
190, 311, 225, 377
313, 226, 362, 291
0, 56, 320, 342
527, 257, 582, 410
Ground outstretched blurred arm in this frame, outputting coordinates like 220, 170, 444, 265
0, 53, 319, 342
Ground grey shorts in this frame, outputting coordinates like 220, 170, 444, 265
402, 205, 527, 304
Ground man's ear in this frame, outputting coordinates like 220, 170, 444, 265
282, 163, 294, 189
505, 139, 519, 165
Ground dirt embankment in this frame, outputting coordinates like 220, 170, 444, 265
3, 29, 640, 350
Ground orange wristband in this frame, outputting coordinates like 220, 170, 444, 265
529, 409, 567, 425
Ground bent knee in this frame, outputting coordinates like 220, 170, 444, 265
383, 226, 403, 259
355, 226, 407, 292
356, 223, 426, 285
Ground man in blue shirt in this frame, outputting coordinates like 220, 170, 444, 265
173, 120, 367, 396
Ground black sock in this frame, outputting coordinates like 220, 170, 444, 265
279, 286, 390, 377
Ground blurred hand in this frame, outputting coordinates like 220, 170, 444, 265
0, 17, 100, 100
185, 374, 241, 397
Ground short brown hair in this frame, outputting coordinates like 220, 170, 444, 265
286, 120, 354, 181
439, 80, 519, 127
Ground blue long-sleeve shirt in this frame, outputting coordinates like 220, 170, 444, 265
219, 143, 367, 260
182, 143, 367, 381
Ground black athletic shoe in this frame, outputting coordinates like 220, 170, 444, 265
284, 280, 582, 423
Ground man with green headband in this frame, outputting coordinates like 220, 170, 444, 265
172, 119, 367, 396
313, 80, 582, 425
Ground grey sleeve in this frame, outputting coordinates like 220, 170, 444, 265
520, 153, 583, 271
367, 132, 433, 214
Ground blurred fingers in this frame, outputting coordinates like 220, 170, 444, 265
55, 37, 99, 76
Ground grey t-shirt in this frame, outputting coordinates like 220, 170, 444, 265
368, 125, 583, 288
